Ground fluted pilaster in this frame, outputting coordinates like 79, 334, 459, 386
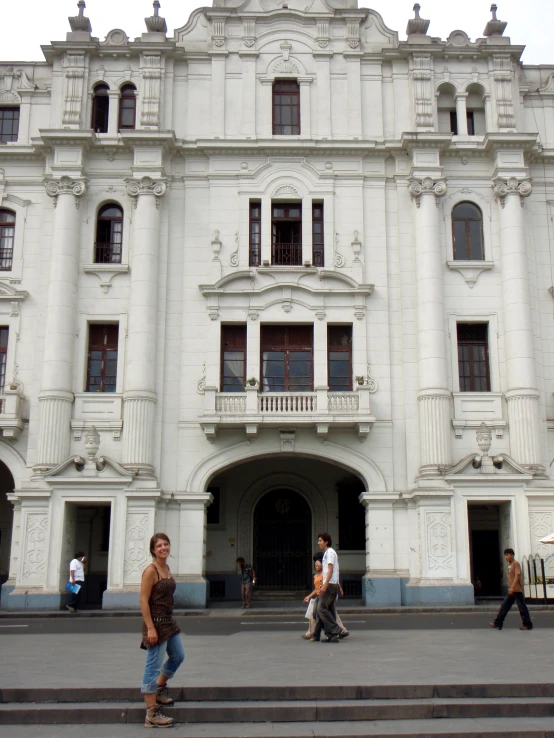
122, 393, 156, 474
418, 391, 451, 471
36, 392, 74, 472
505, 390, 541, 469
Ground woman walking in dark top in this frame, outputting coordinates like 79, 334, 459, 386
140, 532, 185, 728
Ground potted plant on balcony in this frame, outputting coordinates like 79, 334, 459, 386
245, 377, 259, 389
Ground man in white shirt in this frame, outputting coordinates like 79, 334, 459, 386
312, 533, 342, 643
66, 551, 86, 613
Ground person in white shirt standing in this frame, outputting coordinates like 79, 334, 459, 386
66, 551, 86, 613
313, 533, 342, 644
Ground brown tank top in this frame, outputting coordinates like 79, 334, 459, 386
140, 564, 181, 650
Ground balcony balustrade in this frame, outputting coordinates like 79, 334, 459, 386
0, 388, 24, 439
201, 385, 375, 441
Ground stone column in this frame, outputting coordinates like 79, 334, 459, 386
173, 493, 213, 607
408, 176, 451, 476
298, 77, 312, 139
108, 90, 120, 134
122, 177, 167, 475
210, 51, 227, 138
493, 177, 542, 470
239, 51, 258, 138
314, 52, 332, 137
455, 93, 468, 135
35, 177, 86, 472
260, 80, 273, 138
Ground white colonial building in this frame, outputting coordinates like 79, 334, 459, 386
1, 0, 554, 609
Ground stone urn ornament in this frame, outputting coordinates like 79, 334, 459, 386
84, 425, 101, 461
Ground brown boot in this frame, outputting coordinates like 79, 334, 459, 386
145, 704, 175, 728
156, 685, 174, 706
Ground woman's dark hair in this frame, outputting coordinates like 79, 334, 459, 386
318, 532, 332, 547
149, 532, 170, 556
313, 551, 323, 562
75, 551, 85, 559
504, 548, 515, 556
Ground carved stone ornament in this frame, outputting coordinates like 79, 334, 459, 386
406, 3, 430, 35
272, 184, 300, 198
334, 233, 346, 268
196, 363, 207, 394
270, 60, 300, 75
44, 177, 87, 208
145, 0, 167, 33
493, 178, 532, 207
102, 29, 130, 46
84, 425, 101, 461
483, 3, 507, 37
69, 0, 92, 33
229, 232, 240, 267
126, 177, 167, 206
476, 422, 492, 455
408, 177, 447, 208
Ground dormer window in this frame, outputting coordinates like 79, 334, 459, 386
273, 80, 300, 135
0, 108, 19, 142
92, 84, 109, 133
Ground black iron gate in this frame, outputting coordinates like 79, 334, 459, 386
254, 488, 311, 590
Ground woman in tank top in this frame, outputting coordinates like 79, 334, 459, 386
140, 532, 185, 729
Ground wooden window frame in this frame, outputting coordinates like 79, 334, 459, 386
249, 200, 261, 267
0, 209, 15, 271
327, 325, 353, 392
221, 325, 247, 393
271, 202, 302, 266
0, 107, 20, 143
312, 202, 324, 267
118, 85, 137, 130
272, 79, 300, 136
91, 84, 110, 133
95, 204, 123, 264
0, 327, 8, 394
86, 324, 119, 393
260, 325, 313, 392
452, 201, 484, 261
457, 323, 491, 392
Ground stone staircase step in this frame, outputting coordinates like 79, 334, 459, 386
2, 697, 554, 725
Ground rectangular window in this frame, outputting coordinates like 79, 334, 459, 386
328, 325, 353, 392
457, 323, 491, 392
221, 325, 246, 392
0, 327, 8, 394
449, 110, 458, 135
312, 202, 324, 267
338, 478, 366, 551
0, 108, 19, 143
86, 324, 119, 392
272, 203, 302, 265
261, 325, 313, 392
273, 80, 300, 135
207, 487, 221, 526
466, 111, 475, 136
249, 201, 261, 267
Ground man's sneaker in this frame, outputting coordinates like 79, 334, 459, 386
145, 705, 175, 728
339, 629, 350, 639
489, 622, 502, 630
324, 636, 340, 644
520, 625, 533, 630
65, 605, 76, 613
156, 685, 174, 706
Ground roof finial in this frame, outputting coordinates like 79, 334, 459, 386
145, 0, 167, 34
68, 0, 92, 33
483, 3, 507, 36
406, 3, 430, 35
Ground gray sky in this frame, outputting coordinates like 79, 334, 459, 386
3, 0, 553, 65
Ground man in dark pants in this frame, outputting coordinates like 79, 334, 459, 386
490, 548, 533, 631
311, 533, 342, 644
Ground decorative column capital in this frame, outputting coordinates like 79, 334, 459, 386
44, 176, 87, 208
493, 177, 532, 207
408, 177, 447, 208
126, 176, 167, 208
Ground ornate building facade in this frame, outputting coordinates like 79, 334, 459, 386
1, 0, 554, 609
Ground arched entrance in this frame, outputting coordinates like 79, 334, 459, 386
0, 461, 15, 586
253, 488, 311, 591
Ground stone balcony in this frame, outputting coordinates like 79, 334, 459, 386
199, 384, 376, 441
0, 389, 25, 440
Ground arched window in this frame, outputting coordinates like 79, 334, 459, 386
91, 83, 109, 133
452, 202, 484, 261
95, 204, 123, 263
273, 80, 300, 135
0, 209, 15, 271
119, 84, 137, 130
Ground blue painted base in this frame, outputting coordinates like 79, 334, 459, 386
363, 575, 402, 606
402, 582, 475, 606
102, 590, 140, 610
174, 580, 208, 608
0, 586, 64, 610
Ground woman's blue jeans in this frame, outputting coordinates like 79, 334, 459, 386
141, 633, 185, 694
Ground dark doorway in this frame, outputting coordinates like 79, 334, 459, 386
254, 488, 311, 590
0, 461, 15, 587
470, 529, 502, 596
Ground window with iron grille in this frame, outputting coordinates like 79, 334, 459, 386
118, 84, 137, 130
95, 204, 123, 264
91, 84, 109, 133
0, 209, 15, 271
221, 325, 246, 392
272, 203, 302, 266
272, 80, 300, 135
0, 327, 8, 395
457, 323, 490, 392
0, 108, 19, 142
328, 325, 352, 392
337, 477, 365, 551
452, 202, 484, 260
312, 202, 324, 267
249, 201, 261, 267
87, 324, 119, 392
261, 325, 313, 392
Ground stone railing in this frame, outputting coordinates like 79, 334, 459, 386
328, 392, 359, 412
259, 392, 316, 413
0, 389, 24, 440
